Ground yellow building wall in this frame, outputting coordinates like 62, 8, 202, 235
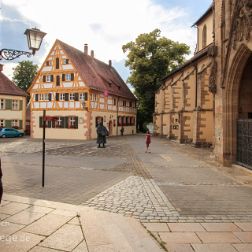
0, 95, 26, 130
197, 13, 213, 51
198, 111, 213, 144
162, 114, 170, 136
182, 112, 193, 143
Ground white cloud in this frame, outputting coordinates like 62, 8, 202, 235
2, 0, 197, 79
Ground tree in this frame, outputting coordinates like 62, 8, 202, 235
122, 29, 190, 130
12, 61, 38, 91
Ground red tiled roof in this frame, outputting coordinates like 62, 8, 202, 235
57, 40, 136, 100
0, 71, 27, 97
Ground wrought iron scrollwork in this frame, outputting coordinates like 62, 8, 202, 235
0, 49, 32, 61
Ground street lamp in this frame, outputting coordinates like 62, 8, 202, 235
0, 28, 46, 61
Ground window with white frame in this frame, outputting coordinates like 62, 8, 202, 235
60, 93, 65, 101
56, 117, 63, 128
11, 120, 19, 127
91, 94, 97, 101
63, 59, 69, 64
65, 73, 71, 81
79, 93, 85, 101
69, 117, 76, 128
69, 93, 75, 100
46, 75, 52, 82
0, 120, 5, 127
0, 99, 5, 109
12, 100, 19, 110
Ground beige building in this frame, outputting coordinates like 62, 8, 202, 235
0, 64, 27, 130
28, 40, 137, 140
155, 0, 252, 169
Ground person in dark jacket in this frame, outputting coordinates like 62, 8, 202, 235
96, 122, 108, 148
0, 158, 3, 204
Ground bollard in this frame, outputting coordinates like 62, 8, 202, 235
0, 158, 2, 203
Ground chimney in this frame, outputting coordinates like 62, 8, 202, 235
84, 44, 88, 55
0, 64, 3, 72
109, 60, 112, 67
91, 50, 94, 58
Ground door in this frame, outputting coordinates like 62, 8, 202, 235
237, 119, 252, 169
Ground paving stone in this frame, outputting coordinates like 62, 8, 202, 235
68, 217, 80, 225
165, 243, 194, 252
235, 223, 252, 231
233, 232, 252, 242
196, 232, 241, 243
0, 221, 24, 236
232, 243, 252, 252
72, 241, 88, 252
168, 223, 205, 232
143, 223, 169, 232
5, 210, 46, 225
201, 223, 242, 232
30, 246, 62, 252
0, 202, 30, 215
24, 213, 72, 236
159, 232, 201, 243
40, 224, 83, 251
192, 243, 237, 252
0, 231, 45, 252
0, 213, 10, 220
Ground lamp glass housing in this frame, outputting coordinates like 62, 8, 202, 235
24, 28, 46, 54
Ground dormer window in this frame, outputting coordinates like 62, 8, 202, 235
46, 60, 52, 66
202, 25, 207, 48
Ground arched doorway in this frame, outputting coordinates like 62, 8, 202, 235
237, 54, 252, 168
223, 45, 252, 167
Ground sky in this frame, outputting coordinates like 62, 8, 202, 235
0, 0, 212, 83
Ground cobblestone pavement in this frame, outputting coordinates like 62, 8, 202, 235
2, 135, 252, 224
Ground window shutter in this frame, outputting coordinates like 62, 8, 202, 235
19, 100, 23, 110
19, 120, 23, 129
43, 76, 46, 82
74, 93, 79, 101
60, 117, 64, 128
51, 75, 54, 82
71, 73, 74, 81
84, 93, 88, 101
56, 93, 59, 101
39, 117, 43, 128
56, 58, 59, 69
64, 117, 69, 128
35, 94, 39, 101
5, 120, 11, 128
5, 99, 12, 110
56, 75, 60, 86
65, 93, 69, 101
62, 74, 65, 81
48, 93, 52, 101
74, 117, 78, 129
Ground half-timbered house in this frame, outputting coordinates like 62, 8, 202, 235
28, 40, 137, 140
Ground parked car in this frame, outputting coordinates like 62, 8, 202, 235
0, 128, 24, 138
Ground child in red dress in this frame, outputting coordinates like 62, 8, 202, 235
145, 129, 151, 153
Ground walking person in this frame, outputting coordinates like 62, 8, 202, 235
145, 129, 151, 153
96, 122, 108, 148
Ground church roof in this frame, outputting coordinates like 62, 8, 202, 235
192, 4, 213, 26
57, 40, 136, 100
0, 66, 27, 97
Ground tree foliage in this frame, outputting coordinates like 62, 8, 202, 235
122, 29, 190, 129
12, 61, 38, 91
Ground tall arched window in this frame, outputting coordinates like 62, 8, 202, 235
202, 25, 207, 48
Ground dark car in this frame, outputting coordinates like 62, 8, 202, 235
0, 128, 24, 138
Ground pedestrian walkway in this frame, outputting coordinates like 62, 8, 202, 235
0, 194, 162, 252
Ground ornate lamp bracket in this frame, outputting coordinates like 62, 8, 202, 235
0, 49, 32, 61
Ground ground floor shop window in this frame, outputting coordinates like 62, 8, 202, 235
39, 116, 78, 129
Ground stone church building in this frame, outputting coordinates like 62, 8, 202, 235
154, 0, 252, 168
